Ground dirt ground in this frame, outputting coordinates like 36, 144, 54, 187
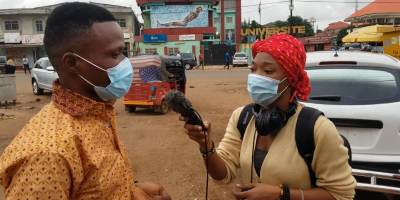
0, 67, 250, 200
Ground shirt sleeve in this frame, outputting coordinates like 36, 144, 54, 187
2, 153, 72, 200
215, 107, 244, 184
312, 117, 357, 200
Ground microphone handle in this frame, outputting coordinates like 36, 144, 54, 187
184, 108, 205, 129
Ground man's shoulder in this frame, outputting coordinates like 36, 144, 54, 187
0, 102, 80, 162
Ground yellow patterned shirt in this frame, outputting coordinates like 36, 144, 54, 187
0, 83, 150, 200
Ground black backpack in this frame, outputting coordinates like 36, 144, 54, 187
237, 104, 352, 186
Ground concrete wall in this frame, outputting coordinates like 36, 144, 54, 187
0, 74, 16, 105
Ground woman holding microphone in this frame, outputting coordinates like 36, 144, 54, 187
182, 34, 356, 200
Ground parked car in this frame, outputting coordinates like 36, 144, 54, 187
31, 57, 59, 95
232, 52, 249, 67
304, 51, 400, 195
180, 53, 197, 70
0, 56, 7, 74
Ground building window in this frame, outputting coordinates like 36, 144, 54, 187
168, 48, 179, 56
225, 29, 235, 42
395, 18, 400, 25
35, 20, 43, 32
5, 20, 19, 31
226, 17, 233, 24
145, 48, 157, 55
214, 17, 220, 25
117, 19, 127, 28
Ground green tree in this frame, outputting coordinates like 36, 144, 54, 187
336, 28, 350, 46
250, 20, 261, 28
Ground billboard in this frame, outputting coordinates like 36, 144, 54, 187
151, 5, 208, 28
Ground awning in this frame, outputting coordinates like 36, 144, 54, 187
342, 25, 394, 43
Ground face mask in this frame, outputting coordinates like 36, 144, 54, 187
73, 53, 133, 102
247, 73, 289, 108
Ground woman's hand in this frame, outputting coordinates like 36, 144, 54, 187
233, 183, 281, 200
180, 116, 213, 151
135, 182, 171, 200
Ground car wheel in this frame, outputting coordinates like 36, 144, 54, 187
125, 106, 136, 113
184, 64, 192, 70
155, 100, 169, 114
32, 79, 44, 95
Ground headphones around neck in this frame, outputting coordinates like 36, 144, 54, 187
253, 102, 297, 137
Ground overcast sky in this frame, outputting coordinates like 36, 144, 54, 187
0, 0, 373, 29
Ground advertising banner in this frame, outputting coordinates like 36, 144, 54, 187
21, 34, 44, 44
4, 33, 21, 44
143, 34, 167, 43
151, 5, 208, 28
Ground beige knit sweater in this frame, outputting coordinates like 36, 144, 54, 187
215, 104, 356, 200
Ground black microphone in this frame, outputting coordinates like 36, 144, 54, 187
165, 91, 205, 129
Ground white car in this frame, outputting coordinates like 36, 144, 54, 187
31, 57, 59, 95
232, 52, 249, 67
304, 51, 400, 174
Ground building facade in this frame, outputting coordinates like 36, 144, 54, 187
345, 0, 400, 27
0, 2, 139, 67
136, 0, 241, 64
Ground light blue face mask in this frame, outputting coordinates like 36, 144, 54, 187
73, 53, 133, 102
247, 73, 289, 108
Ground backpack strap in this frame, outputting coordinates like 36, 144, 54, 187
295, 106, 324, 187
237, 104, 254, 140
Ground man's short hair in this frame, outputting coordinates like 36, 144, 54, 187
44, 2, 116, 60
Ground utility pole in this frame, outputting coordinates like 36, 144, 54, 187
310, 17, 316, 34
258, 0, 262, 26
355, 0, 359, 12
289, 0, 294, 34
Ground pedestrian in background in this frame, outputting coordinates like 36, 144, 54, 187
224, 51, 230, 70
22, 55, 30, 74
5, 57, 16, 74
198, 53, 204, 70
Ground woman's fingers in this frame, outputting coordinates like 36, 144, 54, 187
236, 184, 255, 191
184, 123, 202, 132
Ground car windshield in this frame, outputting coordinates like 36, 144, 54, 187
181, 53, 193, 59
42, 59, 51, 67
235, 53, 246, 57
306, 67, 400, 105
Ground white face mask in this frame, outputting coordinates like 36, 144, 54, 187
73, 53, 133, 101
247, 74, 289, 108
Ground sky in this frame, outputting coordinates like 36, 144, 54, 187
0, 0, 374, 30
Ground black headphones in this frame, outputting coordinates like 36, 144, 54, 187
253, 102, 297, 137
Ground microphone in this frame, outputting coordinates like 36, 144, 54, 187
165, 91, 205, 129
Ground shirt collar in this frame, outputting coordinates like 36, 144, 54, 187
52, 80, 114, 120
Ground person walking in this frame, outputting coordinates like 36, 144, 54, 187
224, 51, 230, 70
22, 55, 30, 74
198, 53, 204, 70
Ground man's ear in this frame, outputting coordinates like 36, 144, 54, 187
61, 52, 80, 74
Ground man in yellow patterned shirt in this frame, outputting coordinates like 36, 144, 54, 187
0, 2, 170, 200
